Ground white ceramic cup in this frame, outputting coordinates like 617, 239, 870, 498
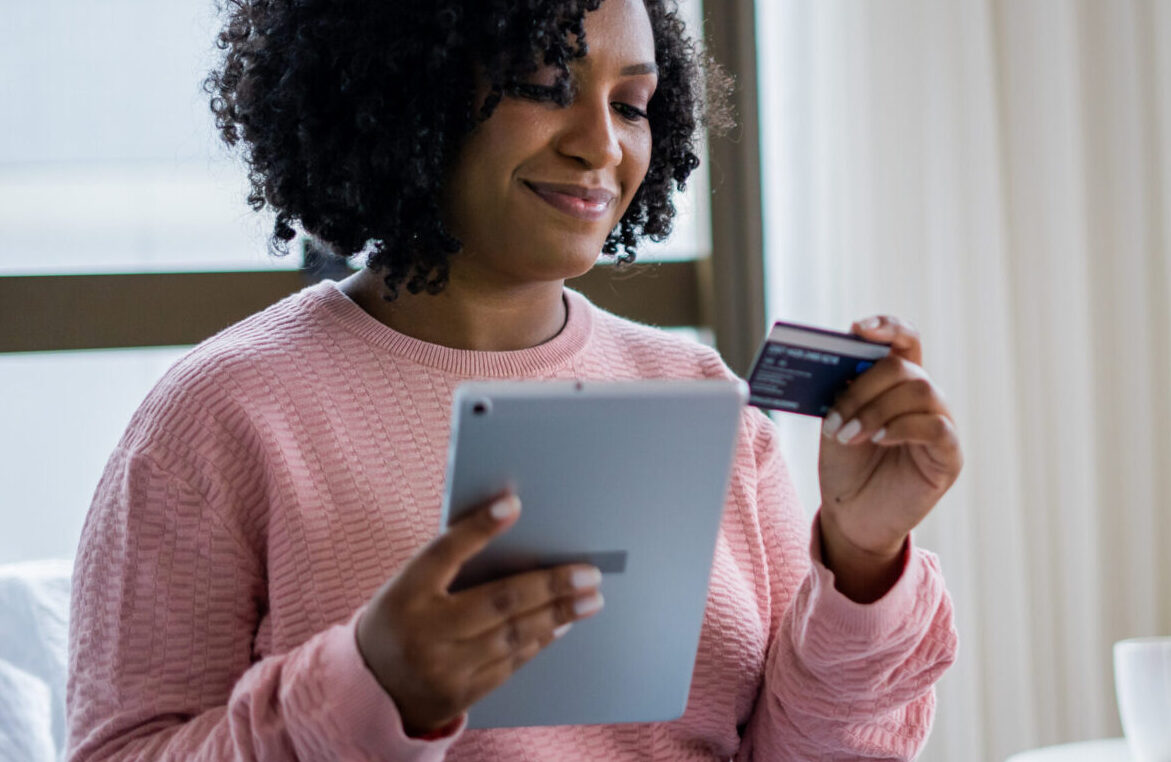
1114, 636, 1171, 762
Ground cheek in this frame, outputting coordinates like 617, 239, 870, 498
620, 133, 654, 201
446, 135, 512, 227
475, 104, 551, 167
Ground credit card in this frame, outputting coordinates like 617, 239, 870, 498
746, 321, 891, 417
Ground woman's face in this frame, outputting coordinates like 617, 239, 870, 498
444, 0, 658, 288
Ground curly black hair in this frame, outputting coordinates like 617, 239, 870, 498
205, 0, 730, 298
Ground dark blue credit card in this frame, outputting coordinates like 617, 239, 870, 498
746, 321, 891, 418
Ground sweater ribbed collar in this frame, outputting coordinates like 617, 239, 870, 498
307, 280, 593, 377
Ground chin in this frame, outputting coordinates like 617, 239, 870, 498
568, 247, 611, 280
519, 234, 610, 282
525, 255, 601, 284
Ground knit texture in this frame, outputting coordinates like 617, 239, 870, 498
67, 282, 957, 761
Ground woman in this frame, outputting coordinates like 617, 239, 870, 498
67, 0, 962, 759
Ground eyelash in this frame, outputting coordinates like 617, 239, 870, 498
612, 103, 650, 122
511, 84, 649, 123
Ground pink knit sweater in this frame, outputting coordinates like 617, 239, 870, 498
67, 282, 956, 761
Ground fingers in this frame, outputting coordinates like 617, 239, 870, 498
446, 564, 603, 638
822, 359, 956, 451
462, 592, 604, 703
441, 581, 605, 714
464, 639, 545, 707
831, 314, 960, 447
362, 492, 612, 736
455, 588, 604, 664
851, 314, 922, 365
874, 412, 960, 452
829, 355, 936, 437
400, 493, 521, 593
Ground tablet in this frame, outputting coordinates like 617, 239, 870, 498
439, 379, 747, 729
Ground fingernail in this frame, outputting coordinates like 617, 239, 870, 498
822, 411, 843, 438
571, 567, 602, 590
870, 427, 886, 443
574, 592, 604, 616
489, 496, 520, 521
552, 623, 572, 639
860, 316, 881, 330
836, 419, 862, 444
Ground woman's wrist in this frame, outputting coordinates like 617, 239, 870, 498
406, 714, 464, 741
816, 511, 907, 604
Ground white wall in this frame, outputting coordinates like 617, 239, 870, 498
0, 348, 189, 563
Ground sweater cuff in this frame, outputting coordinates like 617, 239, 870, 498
806, 511, 929, 639
288, 607, 465, 759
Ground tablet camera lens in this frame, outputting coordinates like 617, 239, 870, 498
472, 400, 491, 416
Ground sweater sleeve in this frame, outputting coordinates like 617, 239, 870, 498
737, 415, 958, 761
66, 446, 463, 761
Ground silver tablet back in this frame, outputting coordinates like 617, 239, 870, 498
440, 379, 747, 729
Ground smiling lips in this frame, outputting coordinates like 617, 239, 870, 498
523, 181, 617, 222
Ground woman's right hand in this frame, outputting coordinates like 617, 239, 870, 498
355, 493, 605, 737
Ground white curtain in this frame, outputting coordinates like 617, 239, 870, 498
755, 1, 1171, 760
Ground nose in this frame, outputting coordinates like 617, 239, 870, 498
554, 96, 623, 169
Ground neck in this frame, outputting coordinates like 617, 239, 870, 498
339, 268, 568, 352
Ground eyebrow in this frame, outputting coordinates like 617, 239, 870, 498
620, 62, 659, 76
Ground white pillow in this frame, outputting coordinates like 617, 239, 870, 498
0, 658, 55, 762
0, 559, 73, 762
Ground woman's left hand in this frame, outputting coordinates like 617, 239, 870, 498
816, 315, 963, 602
